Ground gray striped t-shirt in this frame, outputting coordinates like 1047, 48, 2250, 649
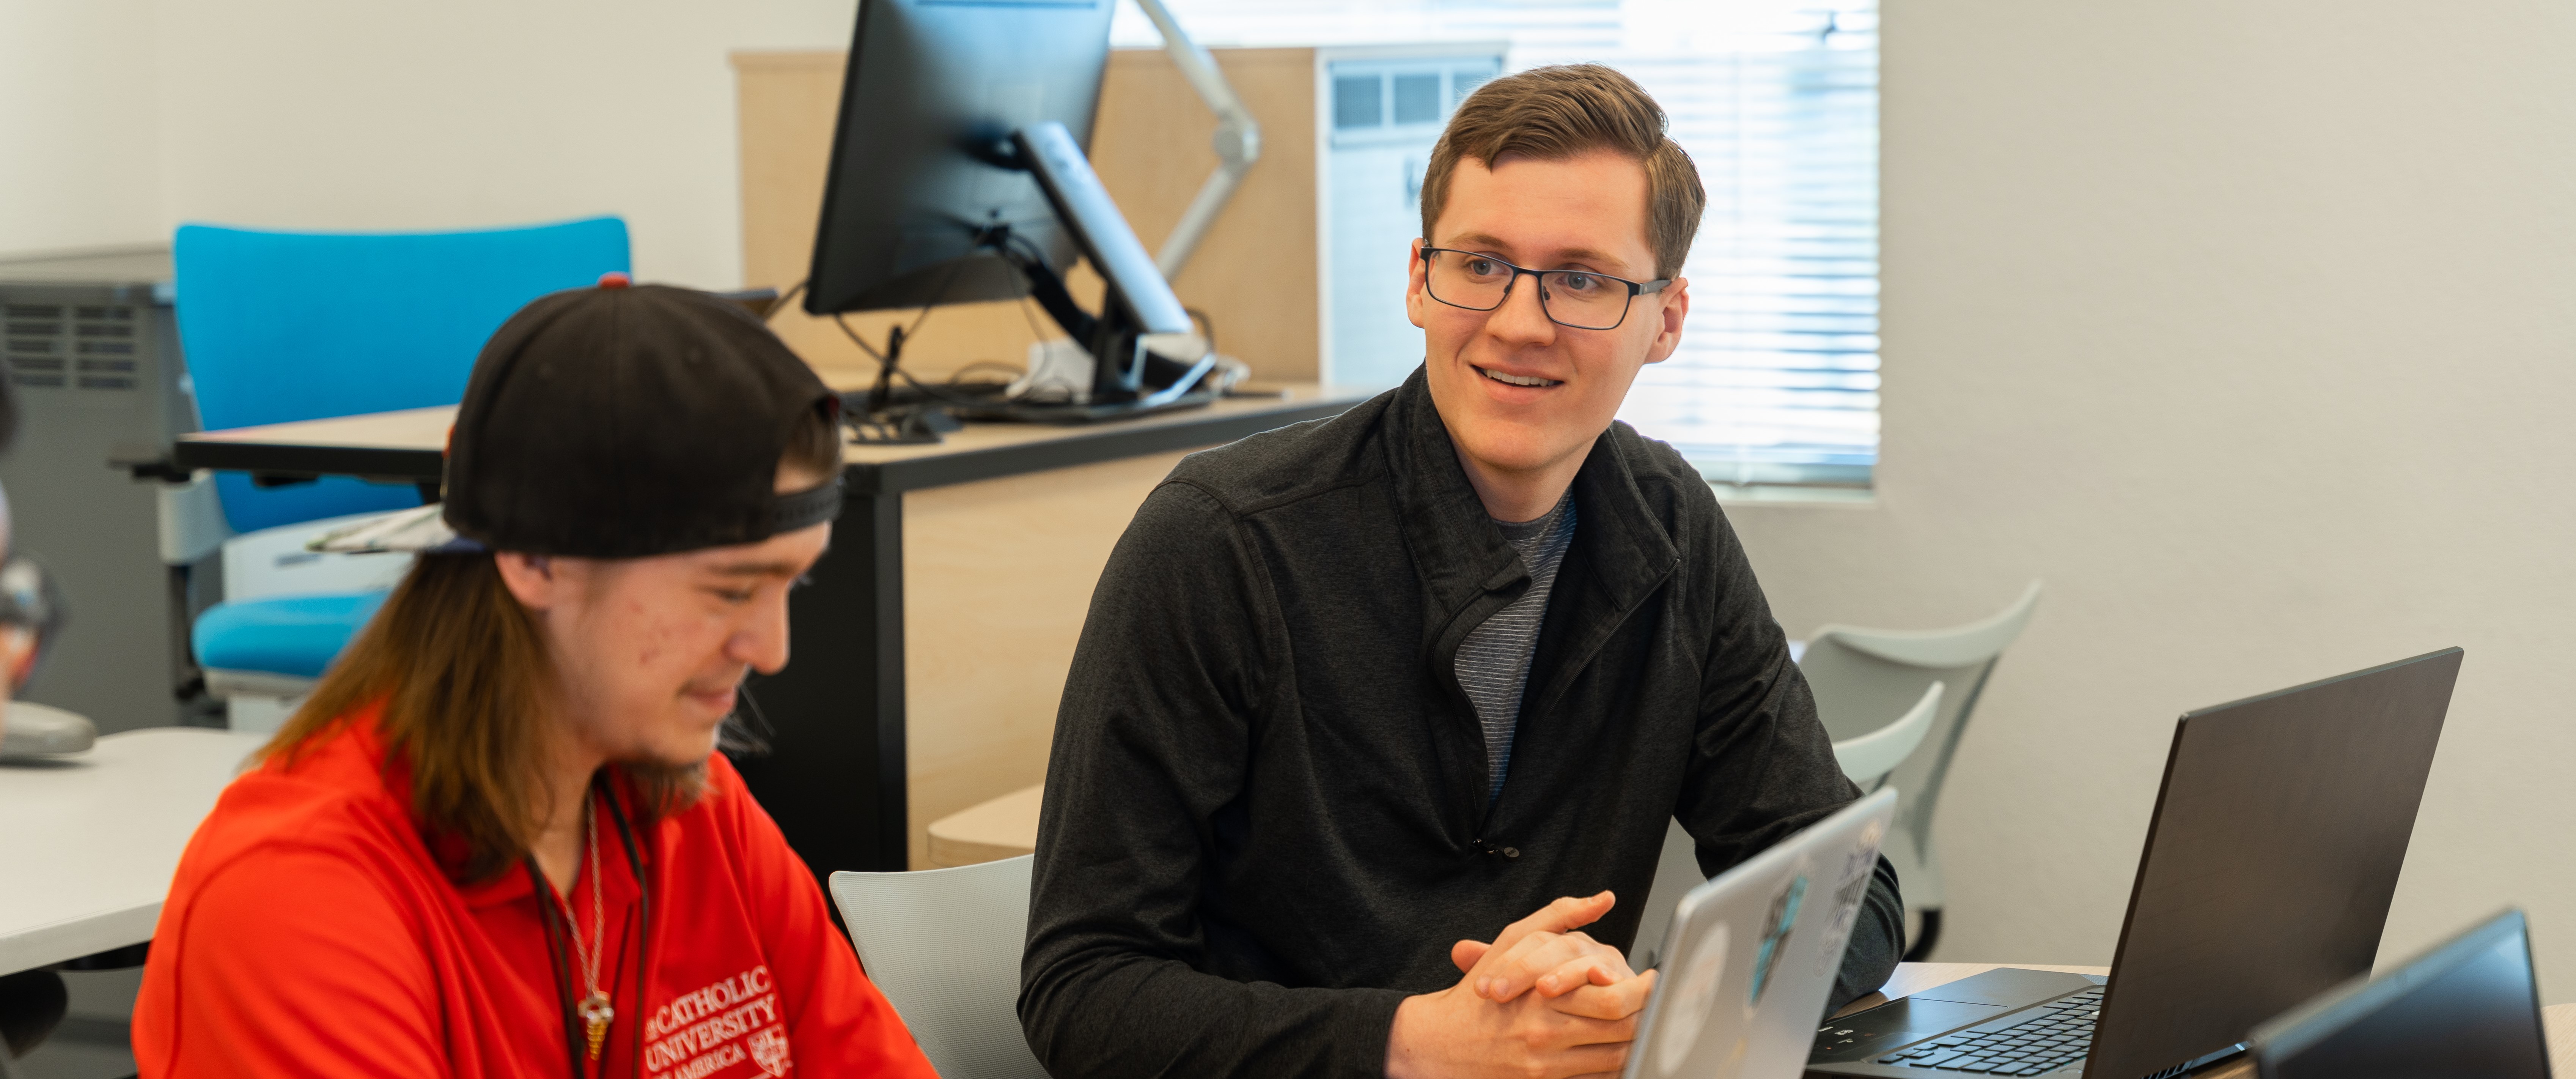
1456, 492, 1577, 804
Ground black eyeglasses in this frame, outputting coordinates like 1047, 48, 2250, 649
1420, 247, 1672, 331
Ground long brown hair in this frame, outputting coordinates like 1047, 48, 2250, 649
263, 404, 844, 882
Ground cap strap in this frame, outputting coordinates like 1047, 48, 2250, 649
771, 479, 844, 534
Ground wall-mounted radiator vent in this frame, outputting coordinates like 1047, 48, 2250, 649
4, 302, 140, 391
71, 305, 138, 391
4, 302, 68, 387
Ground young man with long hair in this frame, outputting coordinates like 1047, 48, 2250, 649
1022, 65, 1903, 1078
133, 282, 937, 1079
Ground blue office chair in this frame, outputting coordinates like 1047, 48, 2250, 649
174, 218, 630, 720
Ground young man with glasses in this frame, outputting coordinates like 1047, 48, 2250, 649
1022, 65, 1902, 1079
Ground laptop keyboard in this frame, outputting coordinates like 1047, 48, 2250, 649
1874, 986, 2105, 1074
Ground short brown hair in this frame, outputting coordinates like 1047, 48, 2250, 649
261, 405, 845, 883
1419, 64, 1706, 279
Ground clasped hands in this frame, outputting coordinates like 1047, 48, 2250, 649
1386, 891, 1659, 1079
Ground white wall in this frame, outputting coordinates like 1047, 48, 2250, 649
1730, 0, 2576, 991
0, 0, 166, 252
2, 0, 860, 287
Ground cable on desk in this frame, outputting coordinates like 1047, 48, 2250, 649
1016, 294, 1058, 350
832, 255, 970, 418
763, 279, 808, 323
829, 313, 1011, 414
1186, 307, 1217, 359
948, 361, 1023, 387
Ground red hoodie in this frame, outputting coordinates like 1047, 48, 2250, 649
132, 709, 937, 1079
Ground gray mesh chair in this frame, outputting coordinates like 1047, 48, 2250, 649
1796, 581, 2041, 960
0, 968, 65, 1079
830, 855, 1049, 1079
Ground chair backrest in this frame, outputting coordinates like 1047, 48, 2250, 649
1831, 681, 1942, 789
1798, 581, 2041, 859
171, 217, 630, 534
1638, 679, 1940, 967
829, 856, 1049, 1079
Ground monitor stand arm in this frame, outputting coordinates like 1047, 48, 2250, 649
1133, 0, 1260, 280
991, 233, 1196, 406
1006, 240, 1098, 345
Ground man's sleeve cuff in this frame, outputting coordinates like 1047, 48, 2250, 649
1333, 986, 1413, 1076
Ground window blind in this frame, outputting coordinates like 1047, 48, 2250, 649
1117, 0, 1881, 489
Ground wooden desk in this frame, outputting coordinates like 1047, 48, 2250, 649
172, 389, 1367, 877
0, 728, 269, 975
1859, 962, 2576, 1077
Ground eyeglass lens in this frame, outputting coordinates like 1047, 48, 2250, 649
1425, 250, 1634, 331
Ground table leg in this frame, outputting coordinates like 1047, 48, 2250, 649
732, 485, 908, 880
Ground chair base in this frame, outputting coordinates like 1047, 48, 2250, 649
225, 695, 305, 736
202, 669, 318, 699
204, 669, 316, 736
0, 968, 66, 1063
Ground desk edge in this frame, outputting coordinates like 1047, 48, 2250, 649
169, 400, 1363, 495
0, 901, 162, 976
171, 440, 445, 483
852, 399, 1359, 494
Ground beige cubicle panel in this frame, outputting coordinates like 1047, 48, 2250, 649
731, 46, 1318, 387
897, 451, 1187, 869
733, 48, 1319, 866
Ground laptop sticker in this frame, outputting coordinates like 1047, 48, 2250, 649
1816, 819, 1885, 977
1656, 921, 1731, 1075
1749, 874, 1807, 1008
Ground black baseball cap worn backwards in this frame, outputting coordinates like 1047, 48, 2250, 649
443, 278, 843, 558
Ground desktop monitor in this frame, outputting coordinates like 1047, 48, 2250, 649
806, 0, 1202, 416
2249, 909, 2552, 1079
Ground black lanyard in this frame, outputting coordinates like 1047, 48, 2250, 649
526, 778, 654, 1079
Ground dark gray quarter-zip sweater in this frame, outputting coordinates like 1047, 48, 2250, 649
1020, 370, 1903, 1078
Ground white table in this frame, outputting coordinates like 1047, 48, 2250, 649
0, 728, 267, 974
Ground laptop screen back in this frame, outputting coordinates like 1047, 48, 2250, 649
1625, 789, 1895, 1079
2087, 648, 2462, 1079
2252, 909, 2550, 1079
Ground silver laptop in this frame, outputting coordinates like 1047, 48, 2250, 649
1624, 788, 1897, 1079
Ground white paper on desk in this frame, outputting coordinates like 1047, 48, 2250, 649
1010, 339, 1095, 403
307, 504, 452, 553
1008, 337, 1249, 402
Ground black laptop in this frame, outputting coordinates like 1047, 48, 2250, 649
2248, 908, 2551, 1079
1809, 648, 2463, 1079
